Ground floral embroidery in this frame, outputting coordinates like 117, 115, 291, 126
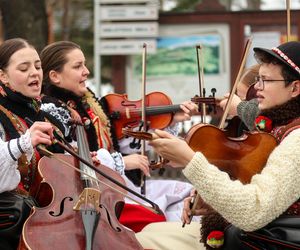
255, 116, 273, 132
206, 231, 224, 248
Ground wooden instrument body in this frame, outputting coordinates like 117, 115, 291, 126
20, 154, 143, 250
186, 124, 277, 183
105, 92, 179, 139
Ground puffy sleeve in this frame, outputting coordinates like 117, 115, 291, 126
182, 128, 300, 231
96, 148, 125, 176
0, 124, 34, 192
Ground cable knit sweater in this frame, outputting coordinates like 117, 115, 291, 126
182, 128, 300, 232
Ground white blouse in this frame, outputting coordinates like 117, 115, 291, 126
0, 127, 33, 193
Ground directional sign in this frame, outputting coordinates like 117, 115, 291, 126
99, 39, 157, 55
94, 0, 159, 90
100, 6, 158, 21
100, 22, 158, 38
100, 0, 158, 3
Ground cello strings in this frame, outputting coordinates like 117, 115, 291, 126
40, 147, 159, 214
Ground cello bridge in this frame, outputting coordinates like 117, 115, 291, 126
73, 188, 101, 212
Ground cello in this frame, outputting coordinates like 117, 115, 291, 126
19, 123, 148, 249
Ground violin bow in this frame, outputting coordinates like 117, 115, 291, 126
218, 38, 252, 129
185, 39, 252, 227
140, 43, 147, 195
286, 0, 291, 42
184, 45, 207, 227
196, 44, 207, 123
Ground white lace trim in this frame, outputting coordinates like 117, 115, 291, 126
41, 103, 72, 136
111, 152, 125, 175
21, 130, 34, 160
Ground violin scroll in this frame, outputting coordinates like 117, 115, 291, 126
191, 88, 217, 114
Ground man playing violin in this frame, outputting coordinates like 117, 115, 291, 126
136, 41, 300, 249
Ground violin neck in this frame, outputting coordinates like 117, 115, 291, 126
145, 104, 181, 116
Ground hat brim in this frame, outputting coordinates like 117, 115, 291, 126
253, 47, 296, 73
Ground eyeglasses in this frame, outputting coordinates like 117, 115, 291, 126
254, 76, 293, 90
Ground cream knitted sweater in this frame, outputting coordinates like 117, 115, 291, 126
183, 128, 300, 232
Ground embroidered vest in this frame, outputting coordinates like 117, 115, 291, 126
82, 91, 113, 151
0, 105, 40, 194
271, 117, 300, 215
271, 117, 300, 142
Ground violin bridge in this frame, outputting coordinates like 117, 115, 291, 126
73, 188, 101, 212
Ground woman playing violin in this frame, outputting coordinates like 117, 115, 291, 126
0, 38, 81, 249
137, 41, 300, 249
40, 41, 199, 231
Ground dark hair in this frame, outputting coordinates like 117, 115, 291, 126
254, 50, 300, 86
40, 41, 81, 86
0, 38, 33, 70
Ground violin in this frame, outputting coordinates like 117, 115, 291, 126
103, 92, 181, 139
103, 91, 215, 140
185, 124, 277, 183
185, 39, 278, 183
19, 124, 155, 249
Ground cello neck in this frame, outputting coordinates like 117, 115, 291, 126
76, 124, 97, 188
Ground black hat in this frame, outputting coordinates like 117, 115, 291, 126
253, 41, 300, 76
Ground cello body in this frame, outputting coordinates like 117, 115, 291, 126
19, 154, 143, 250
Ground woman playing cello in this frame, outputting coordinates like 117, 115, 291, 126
0, 38, 77, 249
